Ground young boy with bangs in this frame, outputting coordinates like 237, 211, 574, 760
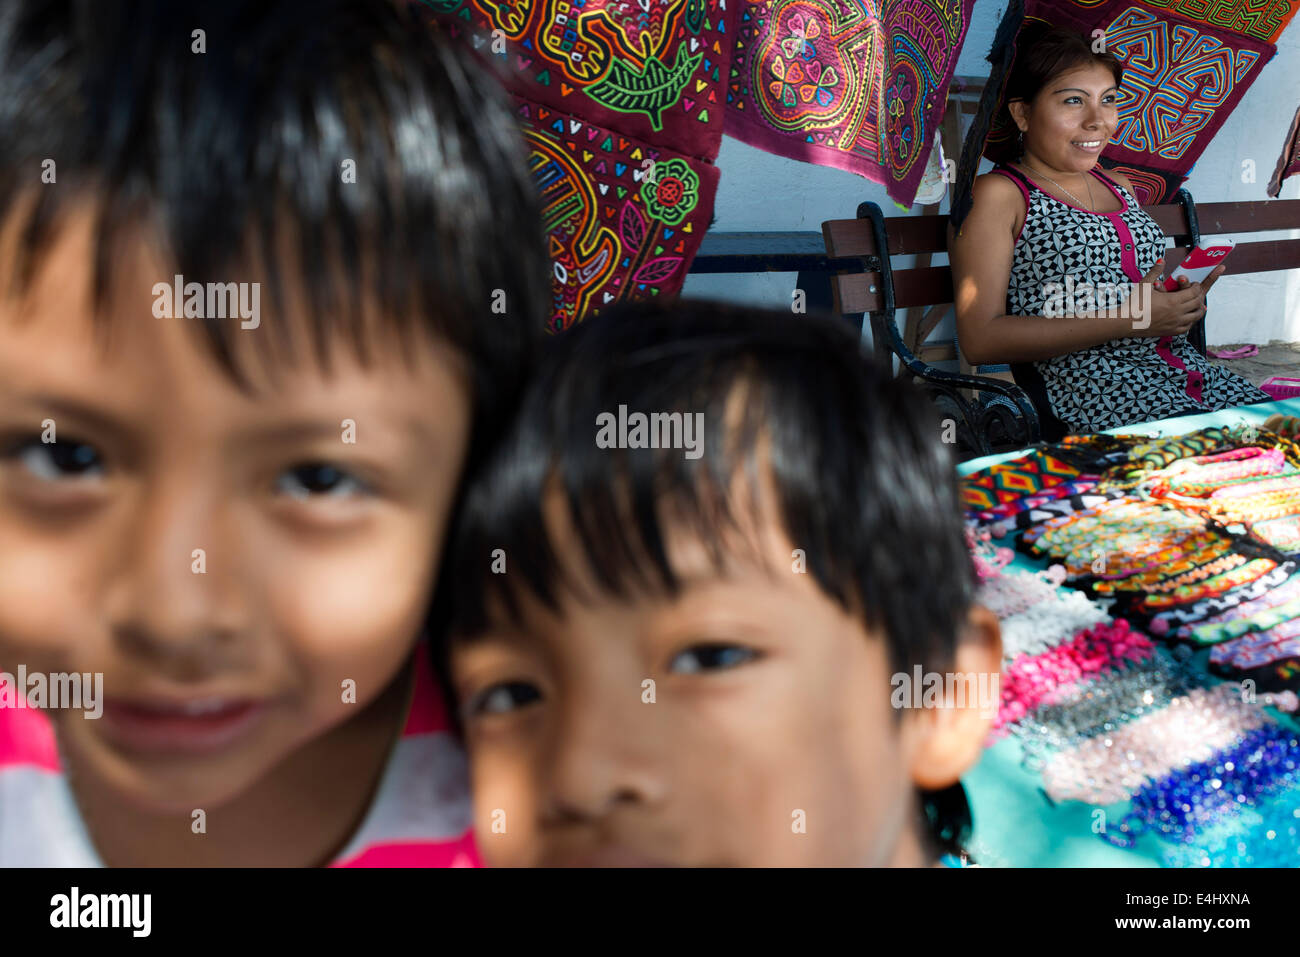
443, 300, 1003, 867
0, 0, 548, 866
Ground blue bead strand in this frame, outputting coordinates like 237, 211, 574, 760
1104, 723, 1300, 847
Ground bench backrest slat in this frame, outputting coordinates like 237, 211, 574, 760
823, 202, 1198, 260
824, 200, 1300, 317
1199, 200, 1300, 235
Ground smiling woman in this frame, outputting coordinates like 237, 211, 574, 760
948, 23, 1269, 434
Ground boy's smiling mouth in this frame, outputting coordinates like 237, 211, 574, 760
99, 694, 274, 756
549, 845, 676, 868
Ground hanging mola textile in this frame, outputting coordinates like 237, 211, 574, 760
723, 0, 980, 210
417, 0, 736, 332
1269, 102, 1300, 197
951, 0, 1300, 231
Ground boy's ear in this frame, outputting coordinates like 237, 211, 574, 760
906, 604, 1002, 791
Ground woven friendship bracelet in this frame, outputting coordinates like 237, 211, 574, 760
1163, 569, 1300, 640
1249, 515, 1300, 555
1135, 558, 1279, 610
1086, 534, 1235, 592
1139, 552, 1246, 594
1210, 621, 1300, 670
1144, 564, 1300, 634
1188, 593, 1300, 646
1210, 474, 1300, 501
1025, 504, 1208, 568
1003, 491, 1129, 532
971, 479, 1101, 525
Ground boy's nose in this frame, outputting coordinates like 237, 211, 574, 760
104, 484, 248, 663
541, 684, 669, 824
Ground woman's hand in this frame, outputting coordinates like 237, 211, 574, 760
1132, 261, 1224, 338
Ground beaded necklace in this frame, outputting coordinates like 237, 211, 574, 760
997, 589, 1113, 658
994, 620, 1152, 734
1162, 789, 1300, 867
1016, 654, 1199, 765
1105, 723, 1300, 847
1043, 684, 1270, 805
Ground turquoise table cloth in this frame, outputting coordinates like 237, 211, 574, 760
959, 397, 1300, 867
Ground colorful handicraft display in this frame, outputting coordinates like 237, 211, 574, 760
967, 413, 1300, 864
1269, 101, 1300, 198
419, 0, 734, 329
723, 0, 979, 209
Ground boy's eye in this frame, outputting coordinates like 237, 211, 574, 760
5, 437, 104, 481
668, 643, 759, 674
275, 463, 368, 499
467, 681, 542, 717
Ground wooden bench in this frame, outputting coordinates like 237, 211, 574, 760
822, 191, 1300, 458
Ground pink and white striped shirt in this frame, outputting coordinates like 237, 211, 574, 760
0, 648, 480, 867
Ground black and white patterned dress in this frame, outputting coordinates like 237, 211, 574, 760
991, 163, 1268, 432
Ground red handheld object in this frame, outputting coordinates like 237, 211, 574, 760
1162, 240, 1234, 291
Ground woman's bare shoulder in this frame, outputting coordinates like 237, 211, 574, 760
969, 170, 1027, 211
959, 171, 1026, 239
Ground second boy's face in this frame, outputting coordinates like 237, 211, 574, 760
0, 205, 472, 815
452, 486, 967, 867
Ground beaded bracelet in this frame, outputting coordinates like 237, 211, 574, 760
1016, 654, 1199, 764
1043, 684, 1269, 805
975, 567, 1061, 618
964, 524, 1015, 581
997, 590, 1114, 659
995, 620, 1151, 733
1105, 722, 1300, 846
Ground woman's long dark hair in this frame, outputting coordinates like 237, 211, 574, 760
1003, 22, 1125, 160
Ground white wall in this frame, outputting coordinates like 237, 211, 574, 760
684, 2, 1300, 347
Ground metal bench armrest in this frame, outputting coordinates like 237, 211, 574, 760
855, 201, 1042, 455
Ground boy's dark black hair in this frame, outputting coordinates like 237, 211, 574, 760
0, 0, 547, 434
441, 298, 979, 857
